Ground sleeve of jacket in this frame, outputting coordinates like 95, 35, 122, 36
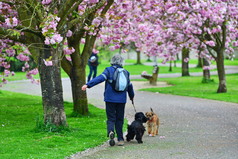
127, 83, 134, 100
86, 68, 108, 88
127, 72, 135, 100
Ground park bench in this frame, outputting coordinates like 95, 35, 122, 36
141, 65, 159, 85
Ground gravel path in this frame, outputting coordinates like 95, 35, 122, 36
2, 78, 238, 159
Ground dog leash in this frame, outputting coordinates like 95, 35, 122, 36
131, 99, 137, 113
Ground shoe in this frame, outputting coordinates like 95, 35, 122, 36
117, 140, 124, 146
109, 131, 115, 146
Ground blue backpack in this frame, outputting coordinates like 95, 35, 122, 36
108, 66, 129, 92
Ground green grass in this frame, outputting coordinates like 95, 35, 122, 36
173, 59, 238, 66
139, 74, 238, 103
123, 64, 208, 75
87, 60, 216, 76
0, 90, 119, 159
7, 62, 210, 82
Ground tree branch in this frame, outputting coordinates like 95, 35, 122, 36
206, 46, 217, 60
24, 0, 44, 25
57, 0, 84, 30
67, 0, 107, 29
0, 27, 26, 43
61, 56, 72, 77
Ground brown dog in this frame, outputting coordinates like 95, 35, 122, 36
145, 108, 159, 137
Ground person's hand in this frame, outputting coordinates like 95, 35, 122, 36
81, 85, 88, 91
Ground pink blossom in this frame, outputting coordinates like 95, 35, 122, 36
5, 17, 18, 27
66, 30, 73, 37
2, 78, 7, 84
205, 40, 216, 47
109, 46, 116, 51
44, 37, 50, 45
92, 49, 99, 54
24, 62, 30, 68
65, 56, 72, 61
50, 38, 56, 44
84, 26, 90, 31
4, 69, 10, 77
88, 0, 99, 4
232, 41, 238, 47
184, 58, 190, 63
114, 44, 121, 49
16, 54, 30, 61
203, 66, 211, 70
29, 68, 38, 75
52, 33, 63, 43
65, 55, 72, 61
92, 17, 103, 26
63, 47, 75, 55
42, 0, 52, 5
167, 6, 178, 14
0, 57, 6, 63
81, 39, 85, 44
43, 59, 53, 66
12, 17, 18, 26
5, 18, 12, 27
6, 48, 15, 56
3, 63, 10, 69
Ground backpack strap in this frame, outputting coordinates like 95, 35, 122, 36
106, 67, 116, 84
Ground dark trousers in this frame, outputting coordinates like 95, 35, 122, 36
87, 65, 97, 82
106, 102, 125, 141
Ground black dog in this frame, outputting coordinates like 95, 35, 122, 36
126, 112, 148, 144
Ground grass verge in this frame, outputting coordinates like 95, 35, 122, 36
0, 90, 118, 159
139, 74, 238, 103
7, 63, 214, 82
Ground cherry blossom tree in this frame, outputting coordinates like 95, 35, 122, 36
0, 0, 111, 125
61, 0, 114, 115
159, 0, 238, 93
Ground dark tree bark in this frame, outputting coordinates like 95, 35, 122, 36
202, 58, 211, 83
169, 61, 172, 72
130, 42, 142, 65
61, 28, 90, 115
38, 45, 67, 126
216, 49, 227, 93
60, 0, 114, 115
135, 50, 142, 65
197, 56, 203, 68
182, 47, 190, 76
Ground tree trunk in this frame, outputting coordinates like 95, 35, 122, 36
146, 55, 152, 62
182, 47, 190, 76
136, 50, 142, 65
61, 33, 90, 115
216, 49, 227, 93
173, 60, 177, 67
202, 58, 211, 83
197, 56, 203, 68
70, 65, 89, 115
38, 45, 67, 126
169, 61, 172, 72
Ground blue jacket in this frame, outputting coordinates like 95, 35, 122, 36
86, 65, 134, 103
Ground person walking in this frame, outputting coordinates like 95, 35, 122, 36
82, 54, 134, 146
87, 52, 99, 82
